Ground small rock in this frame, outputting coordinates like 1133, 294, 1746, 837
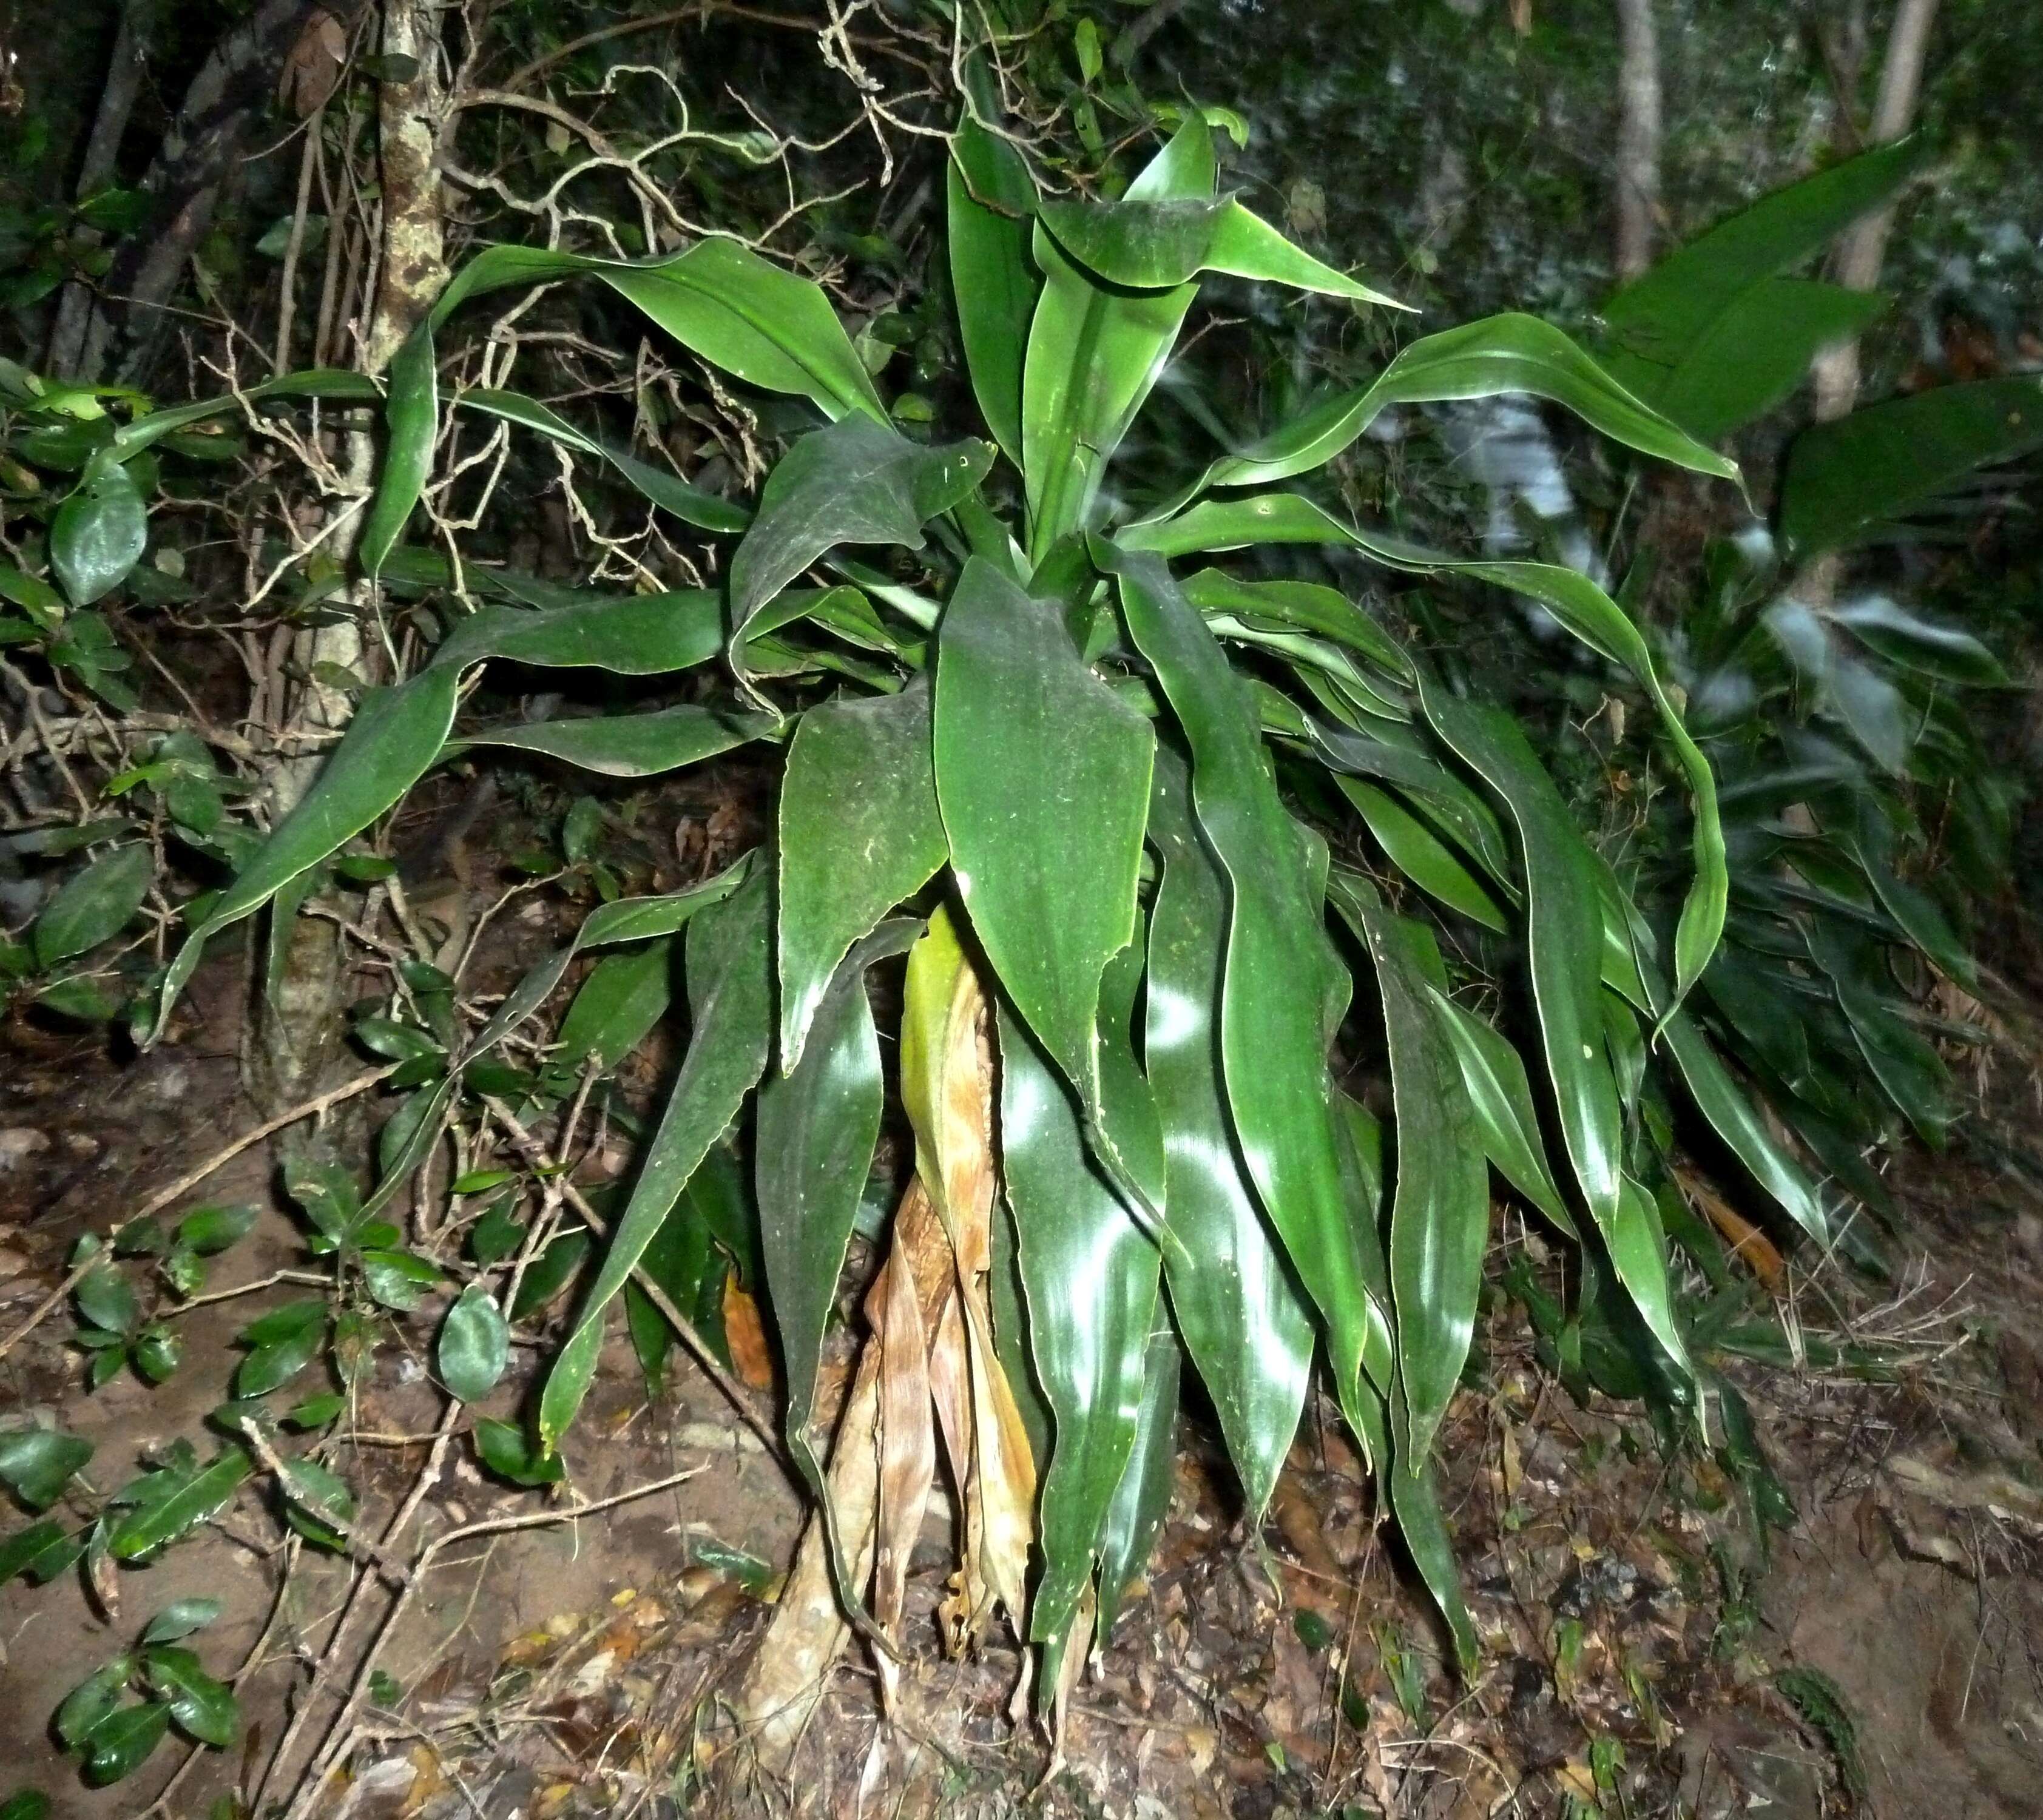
61, 1132, 99, 1158
0, 1128, 51, 1172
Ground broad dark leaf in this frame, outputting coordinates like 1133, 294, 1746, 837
0, 1428, 93, 1511
935, 557, 1153, 1124
728, 416, 993, 669
777, 682, 945, 1072
34, 843, 152, 969
437, 1286, 510, 1403
51, 458, 147, 606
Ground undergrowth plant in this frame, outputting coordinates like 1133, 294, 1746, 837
88, 103, 1856, 1714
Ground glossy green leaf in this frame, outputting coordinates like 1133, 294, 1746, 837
948, 113, 1040, 467
1336, 777, 1505, 930
1180, 567, 1413, 679
1420, 686, 1687, 1375
108, 1451, 250, 1558
437, 1286, 510, 1403
56, 1659, 133, 1750
457, 703, 778, 779
1781, 377, 2043, 556
1329, 875, 1488, 1460
1601, 138, 1926, 385
1131, 497, 1725, 1010
1374, 1381, 1479, 1674
1107, 547, 1385, 1408
156, 596, 736, 1035
50, 457, 147, 605
1019, 115, 1212, 560
0, 1427, 93, 1510
361, 237, 885, 571
935, 556, 1153, 1121
757, 921, 911, 1502
178, 1204, 257, 1256
141, 1598, 221, 1645
1145, 752, 1312, 1517
728, 416, 993, 667
144, 1646, 237, 1747
1093, 1326, 1180, 1643
109, 369, 379, 459
1429, 989, 1578, 1239
540, 872, 774, 1449
553, 939, 674, 1076
1831, 595, 2006, 686
778, 682, 945, 1073
1653, 279, 1888, 441
1312, 722, 1516, 889
361, 1248, 439, 1311
75, 1265, 137, 1338
473, 1417, 565, 1486
1038, 194, 1403, 306
473, 857, 748, 1061
1174, 312, 1732, 506
1001, 981, 1163, 1652
0, 1517, 79, 1584
81, 1700, 169, 1785
454, 388, 749, 533
34, 843, 151, 968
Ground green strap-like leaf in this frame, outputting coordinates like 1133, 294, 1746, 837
1124, 495, 1726, 1011
1019, 115, 1213, 562
948, 112, 1040, 468
469, 858, 749, 1063
454, 704, 780, 778
360, 236, 886, 573
539, 871, 774, 1449
1328, 875, 1488, 1463
1001, 993, 1161, 1654
1036, 195, 1404, 307
553, 940, 674, 1076
154, 592, 735, 1034
1419, 685, 1689, 1382
934, 556, 1153, 1128
758, 921, 913, 1511
1336, 777, 1506, 931
778, 682, 946, 1073
1780, 377, 2043, 558
1106, 547, 1385, 1409
1144, 752, 1313, 1520
1181, 567, 1413, 679
728, 417, 993, 678
1093, 1324, 1181, 1644
455, 388, 750, 533
1164, 312, 1732, 510
1428, 988, 1578, 1240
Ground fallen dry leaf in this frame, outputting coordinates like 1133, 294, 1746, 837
723, 1276, 775, 1389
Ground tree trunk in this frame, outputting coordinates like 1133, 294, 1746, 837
247, 0, 448, 1114
46, 0, 152, 379
1810, 0, 1940, 423
1613, 0, 1662, 281
62, 0, 328, 385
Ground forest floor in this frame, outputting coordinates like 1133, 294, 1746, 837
4, 797, 2043, 1820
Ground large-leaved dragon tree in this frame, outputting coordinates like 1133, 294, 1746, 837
141, 103, 1837, 1739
